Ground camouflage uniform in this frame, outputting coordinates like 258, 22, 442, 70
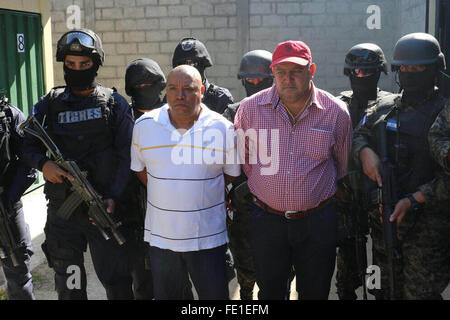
429, 100, 450, 176
427, 100, 450, 205
352, 92, 450, 299
223, 49, 276, 299
223, 102, 256, 300
335, 90, 393, 300
334, 43, 391, 300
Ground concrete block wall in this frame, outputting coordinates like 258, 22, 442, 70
50, 0, 240, 100
397, 0, 427, 39
248, 0, 401, 96
49, 0, 430, 102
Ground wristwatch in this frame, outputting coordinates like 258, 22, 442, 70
406, 193, 420, 210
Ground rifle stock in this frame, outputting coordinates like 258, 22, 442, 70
20, 116, 125, 245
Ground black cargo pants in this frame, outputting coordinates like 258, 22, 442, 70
42, 198, 134, 300
0, 200, 35, 300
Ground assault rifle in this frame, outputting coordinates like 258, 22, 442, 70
0, 95, 20, 266
20, 116, 125, 245
344, 171, 369, 300
0, 188, 19, 267
377, 118, 401, 300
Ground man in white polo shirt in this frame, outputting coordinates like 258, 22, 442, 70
131, 65, 240, 299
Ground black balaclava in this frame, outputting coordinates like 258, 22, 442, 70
399, 66, 437, 105
243, 78, 273, 97
183, 60, 205, 82
125, 58, 166, 111
131, 84, 163, 111
349, 71, 380, 101
63, 63, 99, 91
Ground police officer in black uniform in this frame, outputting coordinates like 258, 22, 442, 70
120, 58, 167, 299
0, 95, 36, 300
22, 29, 135, 300
171, 37, 234, 113
125, 58, 166, 119
335, 43, 393, 300
223, 50, 273, 300
223, 49, 274, 120
339, 43, 392, 128
353, 33, 450, 299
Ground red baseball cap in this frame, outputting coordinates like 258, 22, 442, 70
270, 40, 312, 68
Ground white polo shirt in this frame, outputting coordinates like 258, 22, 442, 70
130, 103, 240, 252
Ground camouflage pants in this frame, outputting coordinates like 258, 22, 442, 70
369, 203, 450, 300
336, 239, 362, 300
335, 200, 367, 300
227, 209, 256, 300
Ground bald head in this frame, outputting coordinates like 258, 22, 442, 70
166, 64, 205, 122
168, 65, 203, 87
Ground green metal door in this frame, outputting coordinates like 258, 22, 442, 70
0, 9, 46, 189
0, 9, 45, 115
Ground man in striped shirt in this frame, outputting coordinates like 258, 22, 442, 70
234, 40, 352, 299
131, 65, 240, 299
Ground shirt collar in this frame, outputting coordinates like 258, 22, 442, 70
309, 84, 324, 110
154, 103, 215, 131
266, 82, 324, 110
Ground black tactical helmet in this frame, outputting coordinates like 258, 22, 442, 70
125, 58, 166, 96
172, 37, 213, 68
344, 43, 387, 76
237, 50, 273, 79
391, 32, 446, 71
56, 29, 105, 66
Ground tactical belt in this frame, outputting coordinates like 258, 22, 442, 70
251, 195, 335, 220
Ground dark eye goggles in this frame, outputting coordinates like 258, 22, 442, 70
346, 50, 380, 65
59, 32, 95, 51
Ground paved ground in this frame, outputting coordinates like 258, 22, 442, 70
1, 187, 449, 300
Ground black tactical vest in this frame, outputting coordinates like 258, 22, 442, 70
380, 93, 446, 196
339, 90, 392, 128
45, 86, 116, 194
202, 83, 220, 110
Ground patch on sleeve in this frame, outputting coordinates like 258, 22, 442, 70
386, 118, 398, 132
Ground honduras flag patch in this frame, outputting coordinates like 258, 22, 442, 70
386, 118, 398, 132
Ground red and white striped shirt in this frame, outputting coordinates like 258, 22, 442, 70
234, 84, 352, 212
